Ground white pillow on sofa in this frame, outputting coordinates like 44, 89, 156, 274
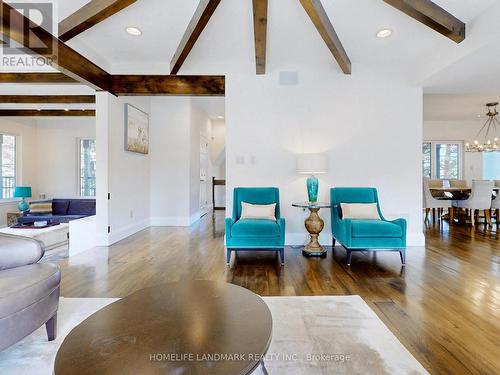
340, 203, 380, 220
240, 202, 276, 221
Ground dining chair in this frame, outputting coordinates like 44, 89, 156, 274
428, 179, 446, 198
423, 177, 452, 222
428, 179, 444, 188
453, 180, 495, 226
492, 181, 500, 225
449, 179, 467, 188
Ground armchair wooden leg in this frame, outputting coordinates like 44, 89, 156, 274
496, 209, 500, 225
485, 209, 493, 226
399, 249, 406, 265
449, 207, 454, 224
46, 312, 57, 341
346, 250, 353, 266
432, 208, 436, 222
332, 237, 336, 249
226, 249, 232, 265
279, 248, 285, 265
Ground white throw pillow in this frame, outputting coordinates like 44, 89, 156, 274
340, 203, 380, 220
240, 202, 277, 221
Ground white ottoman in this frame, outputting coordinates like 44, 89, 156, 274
0, 224, 69, 251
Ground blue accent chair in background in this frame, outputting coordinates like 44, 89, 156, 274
330, 187, 407, 266
225, 187, 286, 265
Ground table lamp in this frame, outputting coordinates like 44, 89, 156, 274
297, 153, 328, 203
13, 186, 32, 213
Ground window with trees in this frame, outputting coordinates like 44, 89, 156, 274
0, 134, 16, 199
422, 141, 462, 180
79, 139, 96, 197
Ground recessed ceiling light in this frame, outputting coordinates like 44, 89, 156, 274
376, 28, 393, 38
126, 26, 142, 36
217, 116, 224, 119
477, 114, 481, 118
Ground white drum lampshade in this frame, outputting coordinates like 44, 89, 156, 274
297, 153, 328, 175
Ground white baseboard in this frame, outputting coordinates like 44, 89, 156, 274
151, 216, 191, 226
107, 218, 150, 246
151, 213, 201, 227
407, 232, 425, 246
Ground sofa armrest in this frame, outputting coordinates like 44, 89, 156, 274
277, 217, 286, 240
225, 218, 235, 244
388, 218, 407, 245
332, 218, 352, 248
0, 234, 45, 271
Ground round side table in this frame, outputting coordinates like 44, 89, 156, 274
292, 202, 331, 257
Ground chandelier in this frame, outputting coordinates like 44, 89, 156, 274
466, 102, 499, 152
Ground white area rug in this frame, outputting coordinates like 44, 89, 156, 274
0, 296, 428, 375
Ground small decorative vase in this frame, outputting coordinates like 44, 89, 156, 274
306, 175, 318, 203
18, 198, 29, 213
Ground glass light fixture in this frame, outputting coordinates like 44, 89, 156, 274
466, 102, 500, 153
297, 153, 328, 203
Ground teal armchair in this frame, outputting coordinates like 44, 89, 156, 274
225, 188, 285, 265
330, 187, 407, 266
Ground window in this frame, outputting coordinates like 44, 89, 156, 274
0, 134, 16, 199
483, 152, 500, 180
422, 141, 462, 180
79, 139, 96, 197
435, 143, 460, 179
422, 142, 431, 179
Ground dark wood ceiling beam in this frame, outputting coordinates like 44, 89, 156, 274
0, 109, 95, 117
0, 73, 79, 84
0, 95, 95, 104
383, 0, 465, 43
298, 0, 351, 74
59, 0, 137, 42
170, 0, 222, 74
110, 75, 225, 96
252, 0, 268, 75
1, 2, 111, 90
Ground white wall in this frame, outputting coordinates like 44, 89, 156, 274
223, 68, 423, 245
35, 118, 95, 198
96, 93, 150, 245
210, 119, 226, 207
149, 97, 192, 225
423, 120, 488, 183
189, 101, 204, 218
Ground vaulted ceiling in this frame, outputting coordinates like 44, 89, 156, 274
1, 0, 500, 102
57, 0, 493, 76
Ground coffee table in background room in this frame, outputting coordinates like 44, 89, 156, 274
55, 280, 273, 375
0, 223, 69, 251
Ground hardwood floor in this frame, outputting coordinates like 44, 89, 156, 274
57, 212, 500, 375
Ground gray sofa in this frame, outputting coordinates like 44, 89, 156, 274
0, 233, 60, 351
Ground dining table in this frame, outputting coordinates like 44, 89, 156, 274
429, 187, 499, 225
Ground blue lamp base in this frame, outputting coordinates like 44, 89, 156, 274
306, 175, 318, 203
18, 198, 29, 213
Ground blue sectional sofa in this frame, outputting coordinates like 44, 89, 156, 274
17, 199, 96, 225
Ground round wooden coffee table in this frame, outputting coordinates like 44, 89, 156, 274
54, 281, 272, 375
